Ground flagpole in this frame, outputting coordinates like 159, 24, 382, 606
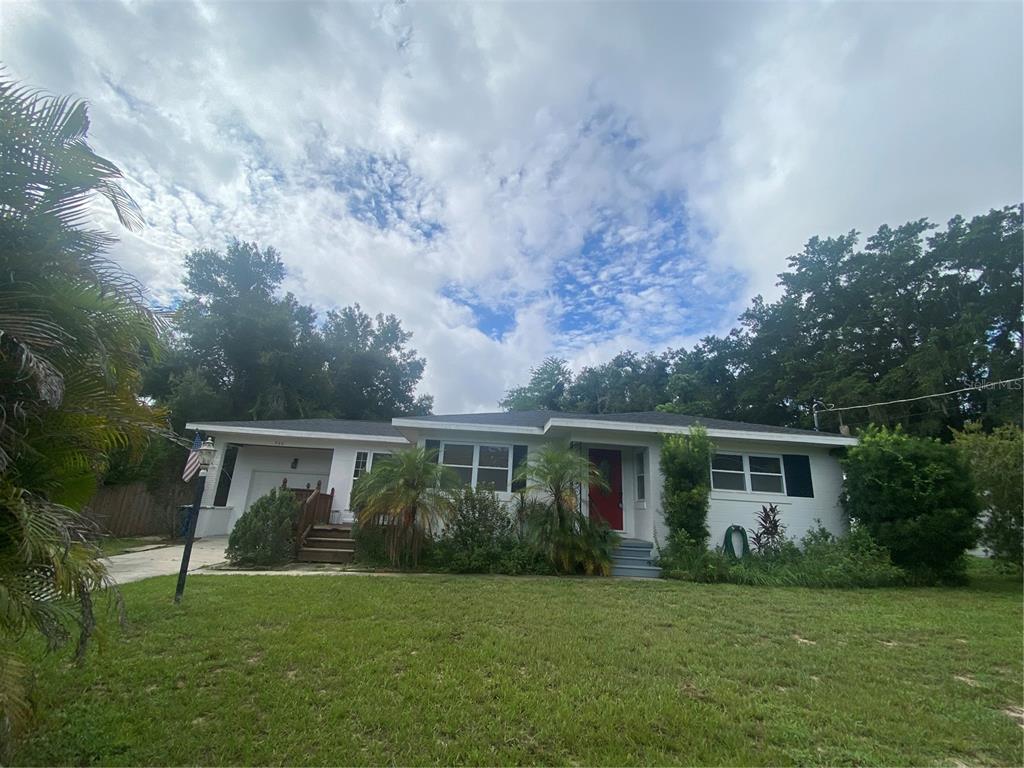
175, 437, 215, 604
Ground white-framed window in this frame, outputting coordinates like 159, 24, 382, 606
710, 453, 786, 495
352, 451, 369, 480
635, 450, 646, 501
350, 451, 395, 507
477, 445, 511, 491
748, 455, 784, 493
441, 442, 474, 485
353, 451, 392, 479
440, 442, 512, 493
711, 453, 746, 491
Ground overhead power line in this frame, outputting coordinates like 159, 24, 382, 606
819, 377, 1024, 414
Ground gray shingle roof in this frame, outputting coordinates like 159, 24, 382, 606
193, 418, 403, 438
404, 410, 557, 428
196, 410, 840, 440
404, 410, 831, 437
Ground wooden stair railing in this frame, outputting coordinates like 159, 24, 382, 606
287, 479, 336, 553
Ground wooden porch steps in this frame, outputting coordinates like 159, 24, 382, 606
297, 524, 355, 564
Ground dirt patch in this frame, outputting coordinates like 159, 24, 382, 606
1003, 706, 1024, 728
792, 634, 817, 645
954, 674, 979, 687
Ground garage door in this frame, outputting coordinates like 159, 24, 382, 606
244, 470, 330, 513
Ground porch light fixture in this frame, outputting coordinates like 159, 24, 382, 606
198, 438, 216, 470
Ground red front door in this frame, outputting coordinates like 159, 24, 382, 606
588, 449, 623, 531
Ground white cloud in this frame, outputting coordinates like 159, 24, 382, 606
3, 0, 1021, 412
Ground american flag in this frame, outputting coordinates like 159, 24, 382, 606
182, 433, 203, 482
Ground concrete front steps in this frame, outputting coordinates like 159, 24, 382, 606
611, 538, 661, 578
297, 524, 355, 564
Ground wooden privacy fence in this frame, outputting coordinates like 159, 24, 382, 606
83, 481, 194, 537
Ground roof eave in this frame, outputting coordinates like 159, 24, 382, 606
390, 415, 857, 446
545, 417, 856, 446
185, 422, 411, 444
390, 417, 544, 435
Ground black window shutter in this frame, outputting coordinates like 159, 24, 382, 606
783, 454, 814, 498
511, 445, 528, 492
425, 439, 441, 463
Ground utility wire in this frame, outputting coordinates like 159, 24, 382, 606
819, 377, 1024, 414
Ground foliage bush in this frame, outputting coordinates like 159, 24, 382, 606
0, 75, 167, 750
352, 519, 392, 567
952, 423, 1023, 569
431, 487, 548, 575
656, 529, 735, 583
841, 425, 979, 583
351, 447, 458, 568
226, 488, 299, 567
749, 503, 787, 554
659, 523, 906, 588
660, 427, 712, 547
516, 445, 620, 576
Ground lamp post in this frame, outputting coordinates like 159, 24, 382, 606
174, 437, 216, 604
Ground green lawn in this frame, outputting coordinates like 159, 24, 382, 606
14, 572, 1023, 766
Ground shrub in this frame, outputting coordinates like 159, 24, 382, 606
352, 519, 392, 567
656, 530, 734, 583
660, 426, 712, 547
659, 523, 906, 588
516, 444, 619, 576
727, 525, 906, 588
351, 447, 458, 568
523, 503, 619, 576
841, 425, 979, 583
749, 503, 786, 554
431, 487, 548, 574
952, 423, 1023, 569
226, 487, 299, 567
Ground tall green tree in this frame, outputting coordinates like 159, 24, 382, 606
500, 206, 1022, 438
952, 423, 1023, 568
729, 207, 1023, 434
567, 351, 670, 413
499, 356, 573, 411
0, 76, 164, 748
143, 243, 432, 431
322, 305, 433, 419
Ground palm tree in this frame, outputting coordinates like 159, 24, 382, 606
351, 447, 459, 568
514, 444, 619, 574
0, 74, 165, 751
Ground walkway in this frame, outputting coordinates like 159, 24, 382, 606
104, 536, 229, 584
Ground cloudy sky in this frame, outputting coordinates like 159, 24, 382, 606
3, 1, 1021, 412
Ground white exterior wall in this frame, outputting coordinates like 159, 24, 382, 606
406, 426, 665, 541
192, 421, 849, 548
649, 436, 846, 552
224, 446, 333, 528
325, 441, 409, 523
706, 437, 846, 548
403, 427, 551, 505
193, 430, 411, 536
560, 430, 662, 540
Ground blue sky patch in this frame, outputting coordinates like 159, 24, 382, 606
326, 150, 444, 241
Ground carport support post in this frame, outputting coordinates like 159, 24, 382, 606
174, 468, 206, 604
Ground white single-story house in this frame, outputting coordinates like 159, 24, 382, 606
187, 410, 857, 574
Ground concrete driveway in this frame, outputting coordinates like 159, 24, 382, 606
104, 536, 229, 585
